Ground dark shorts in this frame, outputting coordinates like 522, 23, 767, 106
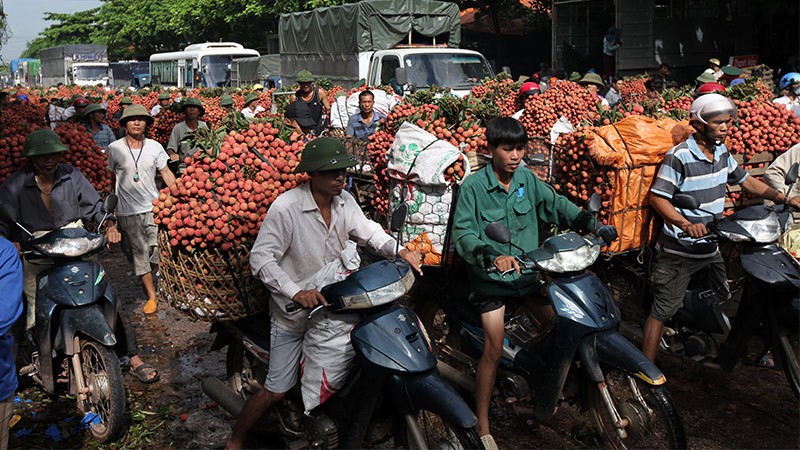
469, 289, 548, 315
650, 250, 729, 322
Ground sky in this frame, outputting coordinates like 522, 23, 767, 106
2, 0, 103, 62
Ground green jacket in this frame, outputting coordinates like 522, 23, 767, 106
452, 164, 594, 297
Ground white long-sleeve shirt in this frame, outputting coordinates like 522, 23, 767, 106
249, 182, 397, 331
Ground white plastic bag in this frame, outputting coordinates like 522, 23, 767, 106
304, 240, 360, 291
387, 122, 467, 186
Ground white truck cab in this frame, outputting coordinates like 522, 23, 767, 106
72, 62, 110, 87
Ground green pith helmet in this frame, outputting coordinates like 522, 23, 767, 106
244, 93, 259, 106
579, 73, 605, 87
22, 129, 69, 157
296, 70, 315, 83
120, 97, 133, 105
295, 137, 356, 173
83, 103, 106, 119
696, 72, 716, 84
158, 92, 171, 101
569, 71, 581, 82
119, 104, 154, 126
219, 94, 235, 106
181, 97, 205, 116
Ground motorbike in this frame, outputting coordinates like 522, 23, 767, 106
202, 206, 483, 449
0, 195, 127, 443
601, 163, 800, 398
414, 195, 687, 449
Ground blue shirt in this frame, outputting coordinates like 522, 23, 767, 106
0, 237, 23, 401
345, 111, 385, 139
650, 135, 748, 257
85, 123, 116, 150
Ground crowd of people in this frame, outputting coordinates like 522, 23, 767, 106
0, 58, 797, 448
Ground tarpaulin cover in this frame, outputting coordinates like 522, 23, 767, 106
587, 116, 692, 254
279, 0, 461, 55
234, 55, 280, 84
10, 59, 36, 74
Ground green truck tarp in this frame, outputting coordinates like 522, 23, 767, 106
234, 55, 281, 85
280, 0, 461, 55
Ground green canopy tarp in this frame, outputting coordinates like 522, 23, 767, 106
234, 55, 281, 84
279, 0, 461, 55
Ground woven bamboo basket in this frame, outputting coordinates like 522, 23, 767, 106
157, 230, 269, 322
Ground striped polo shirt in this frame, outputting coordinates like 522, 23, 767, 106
650, 135, 748, 258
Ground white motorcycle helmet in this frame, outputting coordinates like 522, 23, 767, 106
689, 93, 737, 124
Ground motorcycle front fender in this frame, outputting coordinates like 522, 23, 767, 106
385, 369, 477, 428
588, 329, 666, 386
740, 244, 800, 288
57, 305, 117, 355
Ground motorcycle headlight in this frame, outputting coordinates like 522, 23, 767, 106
536, 238, 601, 273
735, 212, 781, 243
341, 269, 415, 309
36, 235, 104, 257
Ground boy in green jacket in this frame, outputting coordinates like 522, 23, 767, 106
452, 117, 596, 448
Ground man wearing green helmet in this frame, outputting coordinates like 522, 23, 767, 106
166, 97, 208, 163
219, 94, 236, 113
240, 93, 265, 120
83, 104, 116, 150
150, 92, 172, 117
0, 129, 160, 383
227, 137, 423, 449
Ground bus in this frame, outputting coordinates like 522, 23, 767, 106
149, 42, 260, 88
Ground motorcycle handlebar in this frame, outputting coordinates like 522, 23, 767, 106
285, 302, 302, 313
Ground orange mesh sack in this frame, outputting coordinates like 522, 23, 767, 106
587, 116, 691, 254
405, 231, 442, 265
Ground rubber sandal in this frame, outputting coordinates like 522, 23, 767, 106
143, 299, 158, 314
130, 363, 160, 384
480, 434, 498, 450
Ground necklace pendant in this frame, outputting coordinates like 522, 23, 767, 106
133, 172, 140, 182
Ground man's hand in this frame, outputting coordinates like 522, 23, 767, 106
493, 255, 520, 274
680, 222, 708, 238
105, 225, 122, 244
398, 249, 423, 276
169, 153, 179, 161
293, 289, 327, 309
787, 196, 800, 209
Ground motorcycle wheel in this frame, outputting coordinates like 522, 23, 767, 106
778, 331, 800, 398
589, 369, 686, 450
78, 340, 126, 443
226, 340, 268, 400
399, 410, 482, 450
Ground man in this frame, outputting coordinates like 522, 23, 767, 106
150, 92, 172, 117
0, 236, 22, 450
226, 138, 422, 450
696, 72, 716, 87
83, 104, 116, 150
512, 82, 541, 119
219, 94, 236, 113
345, 90, 385, 139
605, 77, 623, 107
240, 93, 265, 120
645, 76, 665, 100
287, 70, 330, 135
166, 98, 208, 162
0, 129, 159, 383
108, 104, 175, 315
659, 63, 672, 82
47, 97, 64, 130
112, 97, 133, 121
707, 58, 722, 80
452, 117, 605, 449
61, 97, 88, 122
579, 73, 610, 107
764, 142, 800, 200
0, 92, 9, 106
774, 72, 800, 117
602, 27, 622, 82
643, 94, 800, 362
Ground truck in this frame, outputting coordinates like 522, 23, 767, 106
39, 44, 109, 87
278, 0, 494, 97
10, 58, 38, 86
108, 61, 151, 88
230, 54, 281, 88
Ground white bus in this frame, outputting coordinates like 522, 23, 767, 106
149, 42, 260, 88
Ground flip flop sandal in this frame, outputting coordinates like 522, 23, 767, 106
130, 363, 160, 383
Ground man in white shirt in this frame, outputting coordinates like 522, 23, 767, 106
150, 92, 172, 116
225, 138, 422, 450
107, 104, 176, 315
240, 93, 265, 120
774, 72, 800, 117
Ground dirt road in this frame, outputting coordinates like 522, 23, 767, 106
8, 248, 799, 449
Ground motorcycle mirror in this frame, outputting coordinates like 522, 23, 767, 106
485, 222, 511, 244
0, 203, 19, 224
784, 162, 799, 186
526, 153, 547, 166
587, 193, 602, 215
102, 194, 118, 214
671, 193, 700, 210
389, 203, 408, 233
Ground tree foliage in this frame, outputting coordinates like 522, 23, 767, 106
22, 0, 352, 61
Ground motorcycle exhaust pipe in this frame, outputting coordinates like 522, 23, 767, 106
202, 377, 245, 418
437, 360, 475, 393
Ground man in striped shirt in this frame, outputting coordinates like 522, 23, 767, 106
643, 94, 800, 362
